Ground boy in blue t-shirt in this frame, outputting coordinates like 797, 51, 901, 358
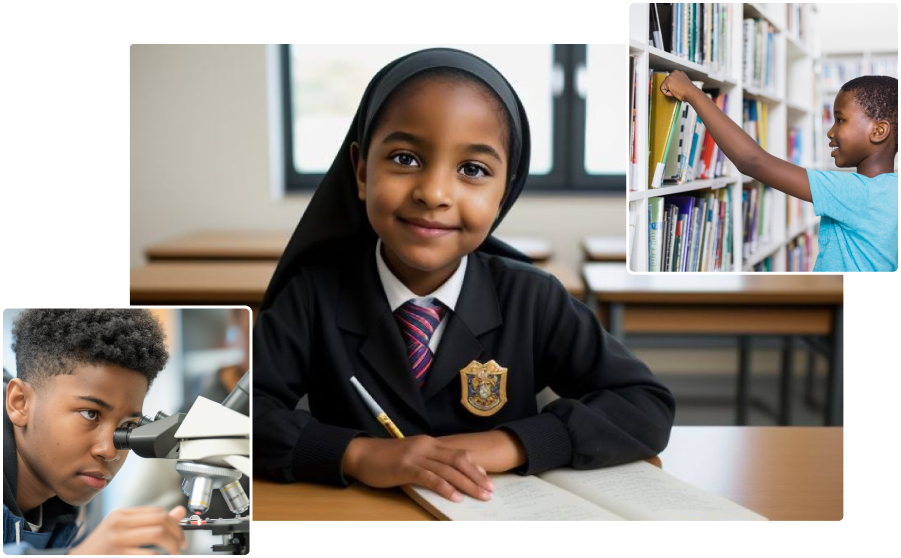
660, 72, 898, 272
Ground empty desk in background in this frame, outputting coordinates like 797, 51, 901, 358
496, 236, 553, 263
582, 263, 843, 426
582, 236, 627, 262
130, 261, 275, 313
253, 426, 842, 521
130, 260, 583, 311
145, 231, 554, 264
145, 230, 291, 261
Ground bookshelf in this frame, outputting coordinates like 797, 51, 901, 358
629, 3, 820, 272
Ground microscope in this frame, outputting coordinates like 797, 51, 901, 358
113, 372, 250, 554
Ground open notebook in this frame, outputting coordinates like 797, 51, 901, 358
405, 461, 766, 521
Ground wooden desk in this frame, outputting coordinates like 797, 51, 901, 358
252, 426, 842, 521
146, 230, 291, 261
496, 236, 554, 263
130, 261, 275, 310
130, 261, 583, 307
145, 231, 554, 263
582, 236, 627, 262
582, 263, 843, 425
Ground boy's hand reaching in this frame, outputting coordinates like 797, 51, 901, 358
342, 436, 495, 502
660, 70, 699, 102
69, 505, 188, 555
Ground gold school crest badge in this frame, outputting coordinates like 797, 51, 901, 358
460, 360, 508, 417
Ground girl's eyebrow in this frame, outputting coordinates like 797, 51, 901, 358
382, 130, 502, 163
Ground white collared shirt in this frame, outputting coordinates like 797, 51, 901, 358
375, 239, 467, 353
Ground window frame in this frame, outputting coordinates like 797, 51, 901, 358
279, 44, 624, 194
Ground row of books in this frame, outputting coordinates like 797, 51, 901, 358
648, 4, 734, 76
821, 58, 899, 90
787, 233, 814, 271
750, 233, 813, 272
742, 98, 768, 150
742, 18, 776, 93
785, 3, 811, 44
648, 189, 733, 272
751, 256, 773, 272
664, 89, 731, 186
648, 70, 729, 189
742, 183, 774, 260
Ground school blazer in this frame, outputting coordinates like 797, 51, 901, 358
253, 242, 675, 486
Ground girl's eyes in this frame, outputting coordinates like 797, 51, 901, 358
390, 152, 420, 167
459, 162, 490, 179
389, 153, 490, 178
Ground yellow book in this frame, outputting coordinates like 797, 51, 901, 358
648, 72, 682, 189
760, 101, 768, 151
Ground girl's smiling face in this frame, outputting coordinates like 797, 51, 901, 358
354, 77, 509, 295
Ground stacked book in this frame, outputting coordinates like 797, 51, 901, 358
648, 189, 733, 272
743, 98, 768, 149
742, 183, 774, 260
788, 126, 801, 165
648, 3, 733, 76
787, 233, 813, 271
648, 70, 730, 188
743, 18, 776, 93
786, 3, 810, 45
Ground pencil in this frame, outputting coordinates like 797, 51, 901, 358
349, 376, 404, 438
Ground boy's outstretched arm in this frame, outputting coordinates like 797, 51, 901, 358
660, 70, 812, 203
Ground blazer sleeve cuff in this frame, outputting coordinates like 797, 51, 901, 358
291, 421, 366, 486
496, 412, 573, 475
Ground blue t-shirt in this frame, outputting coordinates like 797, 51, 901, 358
807, 169, 898, 272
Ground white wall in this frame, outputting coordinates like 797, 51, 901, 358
817, 3, 898, 54
130, 45, 625, 271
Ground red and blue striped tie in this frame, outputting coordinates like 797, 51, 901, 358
394, 300, 446, 388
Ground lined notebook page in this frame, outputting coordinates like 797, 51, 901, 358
408, 474, 622, 521
539, 461, 767, 521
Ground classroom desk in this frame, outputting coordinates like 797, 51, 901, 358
130, 260, 584, 310
581, 236, 627, 262
130, 261, 275, 311
252, 426, 842, 521
582, 263, 843, 426
145, 231, 554, 263
145, 230, 292, 261
497, 236, 553, 263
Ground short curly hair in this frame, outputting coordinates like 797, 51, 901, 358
11, 309, 169, 389
840, 75, 898, 153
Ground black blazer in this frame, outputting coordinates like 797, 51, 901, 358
252, 242, 675, 486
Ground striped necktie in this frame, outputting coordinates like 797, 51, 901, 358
394, 300, 446, 388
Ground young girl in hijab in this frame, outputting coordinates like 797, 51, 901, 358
253, 48, 675, 503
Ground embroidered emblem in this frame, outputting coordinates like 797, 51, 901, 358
459, 360, 508, 417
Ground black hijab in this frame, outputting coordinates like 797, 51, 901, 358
261, 47, 532, 311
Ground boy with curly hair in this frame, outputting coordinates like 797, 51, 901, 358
3, 309, 188, 554
661, 72, 897, 272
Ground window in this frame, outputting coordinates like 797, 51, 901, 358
278, 44, 624, 193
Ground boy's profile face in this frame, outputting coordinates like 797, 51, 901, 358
354, 78, 508, 293
828, 90, 882, 168
9, 363, 147, 507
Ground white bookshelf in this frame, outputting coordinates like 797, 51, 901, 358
629, 3, 821, 272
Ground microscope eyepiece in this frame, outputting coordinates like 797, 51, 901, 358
113, 423, 134, 450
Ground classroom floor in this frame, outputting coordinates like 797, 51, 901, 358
667, 371, 829, 426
